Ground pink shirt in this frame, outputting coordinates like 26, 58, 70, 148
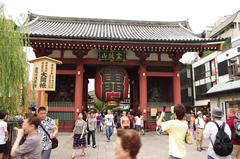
227, 116, 240, 145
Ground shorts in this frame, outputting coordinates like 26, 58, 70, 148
0, 144, 7, 153
136, 125, 141, 132
196, 128, 204, 141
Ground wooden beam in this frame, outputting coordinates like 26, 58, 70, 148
146, 72, 175, 77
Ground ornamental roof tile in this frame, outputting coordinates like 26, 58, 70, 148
27, 13, 223, 43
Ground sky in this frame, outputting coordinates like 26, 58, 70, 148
1, 0, 240, 91
1, 0, 240, 33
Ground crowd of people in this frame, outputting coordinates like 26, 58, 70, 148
0, 107, 58, 159
156, 105, 240, 159
0, 104, 240, 159
71, 109, 145, 159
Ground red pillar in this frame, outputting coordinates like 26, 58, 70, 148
139, 64, 147, 119
37, 91, 41, 107
173, 65, 181, 106
74, 63, 84, 120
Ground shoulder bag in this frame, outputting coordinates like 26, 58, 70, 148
40, 124, 58, 149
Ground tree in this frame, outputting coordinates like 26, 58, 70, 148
0, 4, 28, 114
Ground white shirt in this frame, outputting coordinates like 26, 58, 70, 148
105, 114, 114, 126
203, 120, 231, 159
161, 120, 188, 158
195, 117, 205, 129
0, 120, 7, 145
135, 116, 141, 126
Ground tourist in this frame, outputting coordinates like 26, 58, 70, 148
0, 111, 8, 159
190, 111, 196, 137
96, 112, 102, 132
87, 110, 97, 148
71, 113, 87, 159
104, 110, 114, 142
114, 129, 142, 159
227, 108, 240, 158
140, 113, 145, 135
10, 115, 42, 159
156, 112, 161, 135
135, 112, 142, 135
195, 111, 205, 151
128, 110, 135, 129
37, 106, 58, 159
157, 104, 188, 159
203, 107, 232, 159
121, 111, 130, 129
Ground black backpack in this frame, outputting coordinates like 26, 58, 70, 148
210, 121, 233, 157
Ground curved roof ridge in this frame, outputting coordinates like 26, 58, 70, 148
28, 12, 188, 27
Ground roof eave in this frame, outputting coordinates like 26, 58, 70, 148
29, 34, 225, 44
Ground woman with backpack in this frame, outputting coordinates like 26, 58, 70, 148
203, 107, 232, 159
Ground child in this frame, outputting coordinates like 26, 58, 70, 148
71, 113, 87, 159
96, 113, 102, 132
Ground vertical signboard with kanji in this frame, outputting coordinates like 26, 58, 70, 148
30, 56, 62, 91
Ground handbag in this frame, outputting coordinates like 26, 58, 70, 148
185, 129, 194, 144
40, 124, 58, 149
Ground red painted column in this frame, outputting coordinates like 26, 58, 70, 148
37, 91, 41, 108
173, 65, 181, 106
74, 63, 84, 120
139, 64, 147, 119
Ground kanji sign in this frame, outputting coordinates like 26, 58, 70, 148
30, 56, 62, 91
98, 50, 126, 61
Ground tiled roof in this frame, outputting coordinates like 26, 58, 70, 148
208, 10, 240, 38
206, 79, 240, 95
27, 13, 223, 43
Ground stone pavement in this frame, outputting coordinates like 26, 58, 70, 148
51, 132, 208, 159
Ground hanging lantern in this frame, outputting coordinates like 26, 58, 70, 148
95, 66, 128, 104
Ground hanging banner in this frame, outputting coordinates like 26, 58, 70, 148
30, 56, 62, 91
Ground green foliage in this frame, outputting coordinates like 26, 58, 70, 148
223, 37, 231, 51
0, 3, 29, 113
94, 100, 104, 112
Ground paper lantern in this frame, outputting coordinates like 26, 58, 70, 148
95, 66, 128, 102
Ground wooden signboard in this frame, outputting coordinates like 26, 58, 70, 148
29, 56, 62, 91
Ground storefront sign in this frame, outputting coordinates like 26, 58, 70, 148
98, 50, 126, 61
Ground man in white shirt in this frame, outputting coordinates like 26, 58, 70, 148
0, 111, 8, 159
203, 107, 232, 159
195, 111, 205, 151
104, 110, 114, 142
